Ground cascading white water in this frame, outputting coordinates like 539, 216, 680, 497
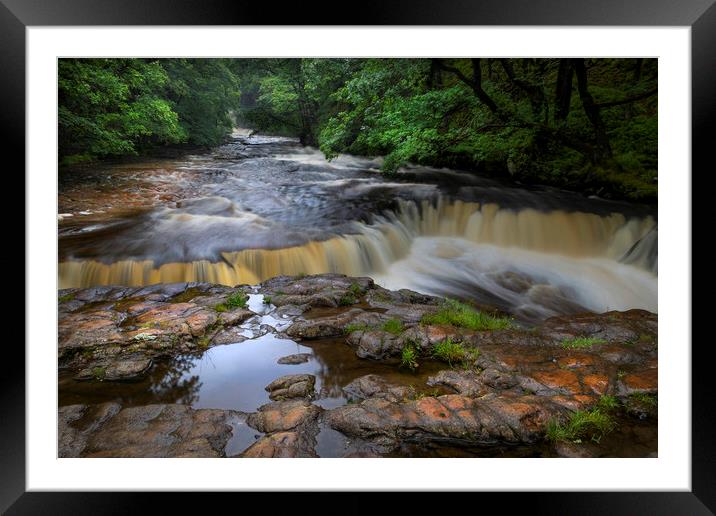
59, 196, 657, 320
59, 134, 657, 321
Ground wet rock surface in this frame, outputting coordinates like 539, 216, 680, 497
265, 374, 316, 400
59, 403, 238, 457
261, 274, 374, 309
58, 283, 256, 369
277, 353, 312, 364
241, 399, 322, 458
58, 273, 658, 458
342, 374, 410, 403
73, 355, 153, 381
324, 392, 570, 449
247, 399, 322, 433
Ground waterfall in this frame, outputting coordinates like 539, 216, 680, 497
59, 198, 657, 291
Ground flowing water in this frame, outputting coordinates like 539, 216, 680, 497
59, 131, 657, 322
58, 132, 658, 457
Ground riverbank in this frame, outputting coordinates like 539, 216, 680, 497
59, 273, 657, 458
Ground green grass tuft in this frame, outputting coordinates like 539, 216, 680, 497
432, 337, 466, 365
339, 293, 357, 306
597, 394, 620, 412
344, 322, 371, 334
58, 292, 76, 303
629, 392, 657, 407
405, 385, 441, 401
421, 299, 512, 331
381, 318, 404, 335
263, 295, 272, 305
561, 336, 607, 349
400, 340, 420, 371
546, 408, 616, 444
225, 291, 248, 309
215, 291, 249, 311
91, 366, 106, 380
349, 282, 363, 296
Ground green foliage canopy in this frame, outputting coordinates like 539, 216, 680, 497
59, 58, 240, 164
59, 57, 657, 201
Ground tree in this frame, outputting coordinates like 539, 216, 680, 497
163, 59, 240, 146
58, 58, 242, 163
317, 58, 657, 200
235, 58, 357, 146
58, 58, 658, 201
58, 59, 186, 162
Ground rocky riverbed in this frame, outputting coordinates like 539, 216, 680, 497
58, 273, 658, 458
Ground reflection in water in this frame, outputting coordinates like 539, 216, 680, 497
149, 354, 202, 406
59, 331, 447, 413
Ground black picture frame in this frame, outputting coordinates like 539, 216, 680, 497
4, 0, 711, 513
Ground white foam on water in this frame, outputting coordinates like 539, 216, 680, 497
374, 236, 657, 321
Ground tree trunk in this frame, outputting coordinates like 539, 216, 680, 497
499, 59, 545, 119
625, 58, 644, 120
554, 59, 574, 121
428, 59, 443, 88
469, 59, 499, 113
434, 59, 499, 115
573, 59, 612, 163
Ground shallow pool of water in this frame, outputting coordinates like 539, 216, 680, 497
59, 331, 447, 413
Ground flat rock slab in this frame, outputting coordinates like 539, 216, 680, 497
265, 374, 316, 400
286, 309, 363, 339
247, 399, 322, 433
345, 329, 402, 360
539, 309, 657, 343
59, 403, 239, 457
242, 399, 322, 458
324, 393, 570, 449
277, 353, 312, 365
343, 374, 410, 403
58, 283, 256, 368
427, 370, 486, 397
260, 274, 374, 309
74, 356, 153, 381
239, 431, 317, 458
211, 326, 250, 346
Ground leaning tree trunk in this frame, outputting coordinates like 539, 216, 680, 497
554, 59, 574, 122
572, 59, 613, 164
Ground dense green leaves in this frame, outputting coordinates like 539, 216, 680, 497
236, 58, 358, 145
59, 59, 184, 162
238, 58, 656, 200
163, 59, 240, 146
316, 58, 657, 200
59, 58, 239, 163
59, 58, 657, 201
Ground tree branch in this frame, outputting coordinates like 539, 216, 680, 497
436, 59, 499, 114
499, 59, 545, 118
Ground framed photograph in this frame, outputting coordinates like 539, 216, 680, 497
5, 0, 711, 512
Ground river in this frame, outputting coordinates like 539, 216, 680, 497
58, 131, 657, 323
